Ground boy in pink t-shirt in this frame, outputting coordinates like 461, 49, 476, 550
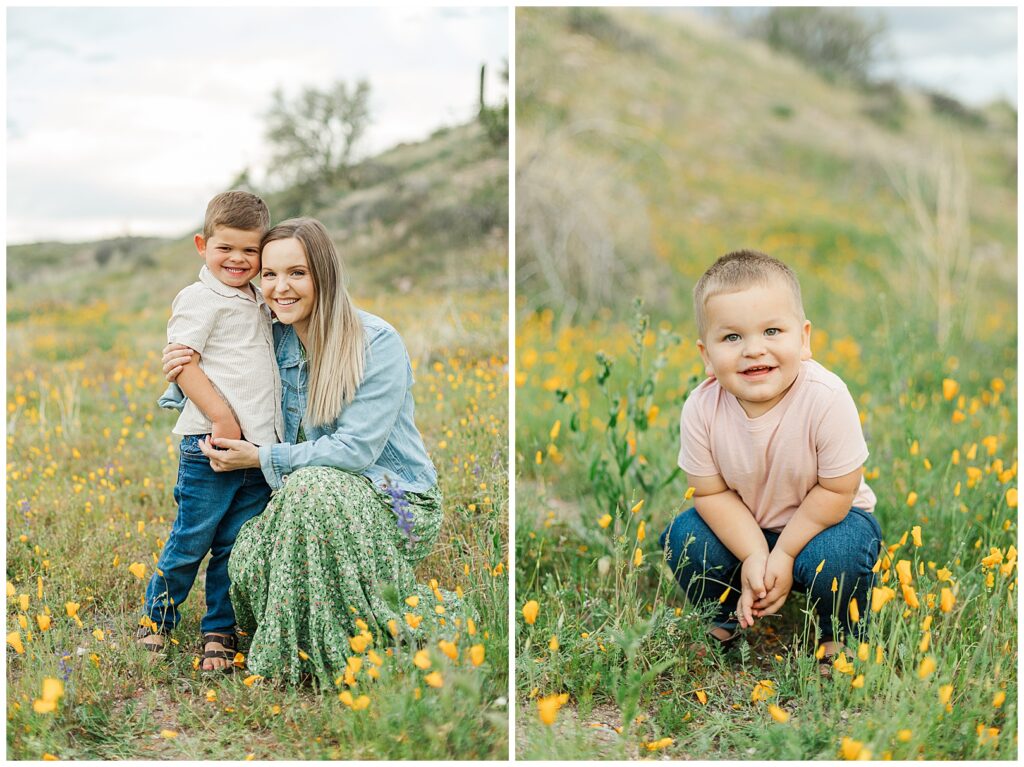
659, 250, 882, 656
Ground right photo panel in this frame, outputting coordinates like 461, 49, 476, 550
515, 6, 1017, 760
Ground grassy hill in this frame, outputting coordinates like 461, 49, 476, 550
516, 7, 1015, 334
9, 119, 507, 360
515, 8, 1016, 761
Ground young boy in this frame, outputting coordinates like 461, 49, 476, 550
659, 250, 881, 656
137, 191, 283, 670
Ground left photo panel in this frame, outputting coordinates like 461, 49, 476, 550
7, 6, 509, 760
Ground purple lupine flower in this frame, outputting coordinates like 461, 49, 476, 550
383, 481, 418, 549
57, 652, 71, 682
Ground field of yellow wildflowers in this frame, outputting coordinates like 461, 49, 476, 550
515, 7, 1016, 761
6, 280, 508, 757
517, 302, 1016, 759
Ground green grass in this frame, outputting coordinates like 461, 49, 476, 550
514, 8, 1016, 759
6, 281, 508, 760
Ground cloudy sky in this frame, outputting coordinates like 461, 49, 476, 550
7, 7, 508, 244
695, 6, 1016, 104
871, 7, 1016, 105
6, 7, 1015, 245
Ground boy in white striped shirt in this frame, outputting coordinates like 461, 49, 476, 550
138, 191, 282, 671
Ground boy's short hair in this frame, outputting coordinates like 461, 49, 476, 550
203, 191, 270, 240
693, 249, 805, 339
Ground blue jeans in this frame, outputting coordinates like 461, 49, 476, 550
659, 506, 882, 642
144, 435, 271, 633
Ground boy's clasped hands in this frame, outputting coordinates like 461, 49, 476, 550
738, 548, 794, 628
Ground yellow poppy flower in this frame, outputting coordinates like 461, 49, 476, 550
917, 656, 936, 679
522, 600, 539, 625
537, 693, 565, 725
7, 632, 25, 654
438, 640, 458, 661
469, 644, 485, 666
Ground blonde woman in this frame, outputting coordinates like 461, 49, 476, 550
161, 217, 455, 684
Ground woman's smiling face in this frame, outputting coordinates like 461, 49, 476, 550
261, 237, 316, 336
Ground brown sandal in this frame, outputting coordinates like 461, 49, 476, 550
136, 625, 169, 652
201, 631, 238, 673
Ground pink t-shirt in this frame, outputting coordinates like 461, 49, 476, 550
678, 359, 876, 532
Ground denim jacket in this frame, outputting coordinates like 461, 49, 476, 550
160, 310, 438, 494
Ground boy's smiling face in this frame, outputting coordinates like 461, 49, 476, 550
697, 279, 811, 418
195, 226, 262, 288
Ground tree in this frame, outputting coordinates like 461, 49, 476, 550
748, 8, 888, 86
264, 80, 371, 190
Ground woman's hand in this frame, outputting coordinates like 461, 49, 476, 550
199, 437, 260, 472
162, 343, 197, 382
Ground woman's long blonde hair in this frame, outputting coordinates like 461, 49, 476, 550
262, 218, 364, 428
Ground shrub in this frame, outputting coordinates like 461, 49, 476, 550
748, 7, 888, 86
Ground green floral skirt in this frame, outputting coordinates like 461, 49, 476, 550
228, 466, 462, 685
